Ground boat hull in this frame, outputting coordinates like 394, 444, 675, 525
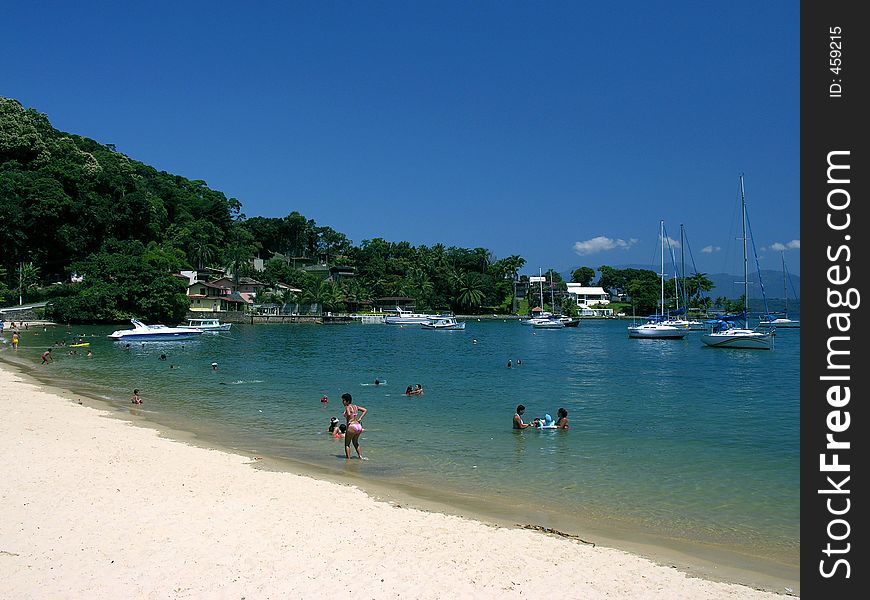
627, 325, 687, 339
385, 316, 436, 324
758, 319, 799, 328
178, 324, 232, 332
109, 331, 204, 341
700, 332, 772, 349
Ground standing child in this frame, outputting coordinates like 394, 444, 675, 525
131, 389, 142, 405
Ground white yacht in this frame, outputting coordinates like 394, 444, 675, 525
108, 319, 205, 341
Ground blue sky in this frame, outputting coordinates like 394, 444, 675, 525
3, 1, 799, 276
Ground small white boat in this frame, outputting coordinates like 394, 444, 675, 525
700, 320, 773, 349
384, 307, 440, 325
533, 318, 565, 329
627, 321, 687, 339
757, 315, 799, 328
109, 319, 205, 341
519, 312, 553, 325
177, 318, 232, 332
421, 316, 466, 330
757, 253, 799, 329
628, 220, 688, 341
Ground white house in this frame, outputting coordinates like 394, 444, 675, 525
565, 284, 614, 316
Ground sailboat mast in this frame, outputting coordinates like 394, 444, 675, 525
660, 220, 665, 316
681, 224, 686, 312
539, 267, 544, 310
740, 175, 748, 327
549, 270, 555, 310
782, 252, 788, 316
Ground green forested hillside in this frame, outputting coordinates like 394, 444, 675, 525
1, 97, 716, 322
0, 97, 529, 321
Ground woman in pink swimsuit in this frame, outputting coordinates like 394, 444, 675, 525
342, 392, 368, 459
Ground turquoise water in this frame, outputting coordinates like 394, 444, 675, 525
3, 319, 799, 574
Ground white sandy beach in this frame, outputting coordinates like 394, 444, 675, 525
0, 361, 795, 599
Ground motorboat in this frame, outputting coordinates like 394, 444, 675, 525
557, 315, 580, 327
177, 318, 232, 332
421, 316, 466, 330
519, 312, 553, 325
533, 318, 565, 329
108, 319, 205, 341
384, 307, 439, 325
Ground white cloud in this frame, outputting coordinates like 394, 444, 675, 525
701, 245, 721, 254
572, 236, 638, 256
767, 239, 800, 252
660, 235, 680, 249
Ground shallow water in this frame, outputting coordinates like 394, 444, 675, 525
4, 318, 799, 575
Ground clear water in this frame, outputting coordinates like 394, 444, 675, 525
4, 319, 799, 573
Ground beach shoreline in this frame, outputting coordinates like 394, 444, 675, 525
0, 358, 797, 598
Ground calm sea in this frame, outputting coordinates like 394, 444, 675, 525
3, 318, 799, 580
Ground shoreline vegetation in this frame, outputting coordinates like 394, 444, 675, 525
2, 96, 730, 329
0, 357, 798, 598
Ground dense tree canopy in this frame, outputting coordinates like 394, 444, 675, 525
2, 96, 685, 321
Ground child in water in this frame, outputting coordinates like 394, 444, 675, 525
130, 389, 142, 405
333, 424, 347, 439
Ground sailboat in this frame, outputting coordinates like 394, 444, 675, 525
659, 224, 706, 330
627, 220, 687, 339
521, 268, 555, 326
701, 175, 773, 349
758, 252, 800, 328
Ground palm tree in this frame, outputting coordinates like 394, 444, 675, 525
455, 272, 486, 311
16, 261, 40, 304
407, 267, 434, 310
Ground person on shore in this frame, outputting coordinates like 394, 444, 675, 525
555, 407, 569, 429
41, 349, 52, 364
341, 392, 367, 459
513, 404, 533, 429
11, 332, 19, 349
131, 389, 142, 405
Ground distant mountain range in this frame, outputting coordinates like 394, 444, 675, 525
561, 266, 800, 300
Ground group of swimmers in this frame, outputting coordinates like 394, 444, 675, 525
405, 384, 424, 396
513, 404, 569, 430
